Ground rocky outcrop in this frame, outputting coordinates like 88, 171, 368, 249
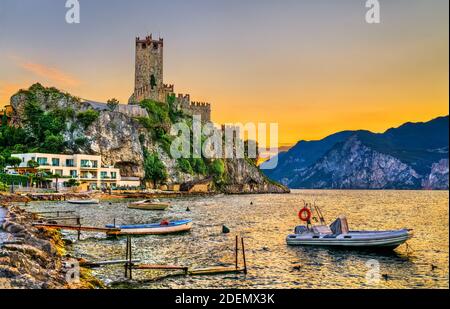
291, 136, 422, 189
422, 159, 449, 190
85, 111, 146, 178
223, 159, 289, 194
9, 84, 286, 193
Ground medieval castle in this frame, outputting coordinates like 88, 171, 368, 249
128, 35, 211, 122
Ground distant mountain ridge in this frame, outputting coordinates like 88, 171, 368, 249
262, 116, 449, 189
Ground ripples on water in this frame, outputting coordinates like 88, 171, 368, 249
24, 190, 449, 289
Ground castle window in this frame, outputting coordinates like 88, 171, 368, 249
142, 43, 147, 49
153, 43, 158, 50
150, 74, 157, 89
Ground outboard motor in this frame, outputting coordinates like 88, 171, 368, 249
294, 225, 308, 234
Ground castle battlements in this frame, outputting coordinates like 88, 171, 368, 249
163, 84, 174, 92
177, 93, 191, 100
191, 102, 211, 108
129, 34, 211, 122
136, 35, 164, 45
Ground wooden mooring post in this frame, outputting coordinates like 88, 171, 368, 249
241, 237, 247, 275
124, 236, 133, 280
235, 235, 239, 269
121, 235, 248, 280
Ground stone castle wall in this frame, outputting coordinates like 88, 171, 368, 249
129, 34, 212, 122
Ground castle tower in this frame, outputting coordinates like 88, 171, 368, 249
129, 34, 166, 104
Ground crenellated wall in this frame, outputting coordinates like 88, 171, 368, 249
129, 34, 212, 122
173, 93, 211, 122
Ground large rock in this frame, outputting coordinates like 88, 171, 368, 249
223, 159, 289, 194
422, 159, 449, 190
86, 111, 146, 178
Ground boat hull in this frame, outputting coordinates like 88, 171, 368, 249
128, 203, 169, 211
286, 229, 412, 250
106, 221, 192, 236
67, 199, 99, 205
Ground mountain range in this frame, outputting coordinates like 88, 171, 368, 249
262, 116, 449, 190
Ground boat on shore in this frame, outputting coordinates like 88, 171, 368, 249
105, 219, 192, 236
286, 202, 413, 250
128, 199, 170, 210
67, 199, 99, 205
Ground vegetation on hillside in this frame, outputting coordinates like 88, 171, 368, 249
143, 148, 168, 187
0, 83, 93, 174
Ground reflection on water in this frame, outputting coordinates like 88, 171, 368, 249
24, 190, 449, 289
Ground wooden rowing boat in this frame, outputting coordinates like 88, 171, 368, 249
105, 219, 192, 236
67, 199, 99, 205
128, 199, 170, 210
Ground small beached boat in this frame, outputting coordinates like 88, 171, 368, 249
67, 199, 99, 205
128, 199, 170, 210
286, 202, 413, 250
105, 219, 192, 236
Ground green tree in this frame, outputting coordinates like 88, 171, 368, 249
6, 156, 22, 167
27, 159, 40, 169
143, 150, 168, 187
1, 113, 8, 127
191, 158, 207, 175
107, 98, 120, 112
64, 178, 80, 188
76, 110, 100, 129
177, 158, 193, 174
209, 159, 225, 183
0, 155, 5, 169
42, 133, 65, 153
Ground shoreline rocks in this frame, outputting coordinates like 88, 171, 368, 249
0, 203, 103, 289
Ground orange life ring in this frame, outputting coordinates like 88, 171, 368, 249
298, 208, 312, 222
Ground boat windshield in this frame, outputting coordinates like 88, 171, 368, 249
329, 216, 349, 235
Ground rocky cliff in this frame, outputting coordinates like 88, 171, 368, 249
9, 84, 288, 194
422, 159, 449, 190
292, 136, 422, 189
263, 116, 449, 190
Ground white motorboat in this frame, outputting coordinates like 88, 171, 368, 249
286, 203, 413, 250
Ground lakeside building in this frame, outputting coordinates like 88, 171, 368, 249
6, 153, 140, 189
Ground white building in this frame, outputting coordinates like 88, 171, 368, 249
8, 153, 140, 189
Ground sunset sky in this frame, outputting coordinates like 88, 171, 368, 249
0, 0, 448, 146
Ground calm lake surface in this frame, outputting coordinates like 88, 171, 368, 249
24, 190, 449, 289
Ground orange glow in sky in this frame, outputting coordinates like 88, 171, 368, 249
0, 0, 448, 146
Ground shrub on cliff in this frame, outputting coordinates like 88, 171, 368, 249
177, 158, 194, 174
76, 110, 100, 129
107, 98, 120, 112
209, 159, 225, 183
139, 99, 170, 128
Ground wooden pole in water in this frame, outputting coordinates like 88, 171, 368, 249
124, 237, 129, 278
128, 236, 132, 280
235, 235, 239, 270
241, 237, 247, 275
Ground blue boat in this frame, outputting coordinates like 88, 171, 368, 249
105, 219, 193, 235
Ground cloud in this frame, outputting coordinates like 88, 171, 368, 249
9, 55, 81, 88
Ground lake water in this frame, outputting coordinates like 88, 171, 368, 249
23, 190, 449, 289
